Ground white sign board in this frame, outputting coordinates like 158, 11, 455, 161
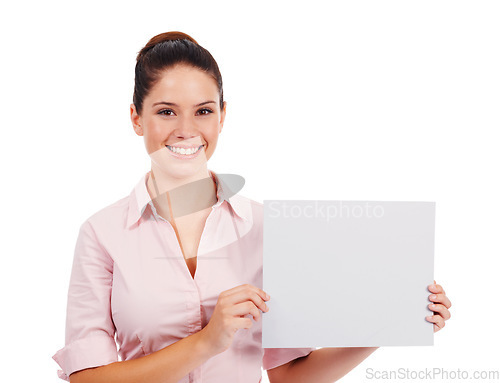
262, 200, 435, 347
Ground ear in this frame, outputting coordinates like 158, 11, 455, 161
130, 103, 143, 136
219, 101, 227, 134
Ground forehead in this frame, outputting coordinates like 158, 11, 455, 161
148, 65, 218, 101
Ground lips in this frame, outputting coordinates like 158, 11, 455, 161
165, 144, 205, 159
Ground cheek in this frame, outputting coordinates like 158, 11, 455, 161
143, 129, 166, 155
146, 124, 169, 142
207, 124, 221, 141
206, 131, 220, 149
206, 138, 220, 161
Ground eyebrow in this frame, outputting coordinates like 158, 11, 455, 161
152, 101, 216, 107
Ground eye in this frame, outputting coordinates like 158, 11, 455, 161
158, 109, 174, 116
157, 108, 213, 116
198, 108, 213, 115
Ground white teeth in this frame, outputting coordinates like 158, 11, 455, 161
167, 145, 202, 155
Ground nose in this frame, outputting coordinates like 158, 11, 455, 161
173, 118, 200, 141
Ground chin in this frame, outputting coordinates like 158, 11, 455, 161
158, 163, 207, 179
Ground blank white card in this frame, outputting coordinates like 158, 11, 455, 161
262, 200, 435, 348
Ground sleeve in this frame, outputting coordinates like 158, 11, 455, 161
51, 220, 118, 381
262, 347, 316, 371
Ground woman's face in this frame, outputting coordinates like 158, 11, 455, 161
130, 64, 226, 176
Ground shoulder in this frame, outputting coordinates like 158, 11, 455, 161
88, 195, 129, 223
229, 193, 263, 218
80, 194, 131, 241
226, 193, 263, 241
231, 192, 263, 208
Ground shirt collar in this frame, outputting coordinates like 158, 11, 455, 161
126, 169, 249, 228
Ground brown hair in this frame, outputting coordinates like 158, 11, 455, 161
133, 31, 224, 116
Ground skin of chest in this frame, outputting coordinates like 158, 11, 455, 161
171, 207, 213, 277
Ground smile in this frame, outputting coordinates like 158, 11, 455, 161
166, 144, 204, 159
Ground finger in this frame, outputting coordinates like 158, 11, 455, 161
223, 284, 270, 301
428, 303, 451, 321
236, 316, 254, 330
231, 316, 254, 331
232, 301, 262, 321
231, 284, 270, 302
222, 286, 269, 313
426, 314, 445, 332
428, 293, 452, 309
428, 282, 446, 295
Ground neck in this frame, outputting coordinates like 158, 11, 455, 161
146, 162, 218, 221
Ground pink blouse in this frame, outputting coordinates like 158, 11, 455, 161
51, 169, 314, 382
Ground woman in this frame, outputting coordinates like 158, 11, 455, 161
52, 31, 452, 383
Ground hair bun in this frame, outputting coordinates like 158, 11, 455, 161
133, 30, 223, 116
136, 31, 198, 62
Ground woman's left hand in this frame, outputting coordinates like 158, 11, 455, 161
426, 280, 452, 332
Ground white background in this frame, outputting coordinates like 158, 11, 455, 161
1, 1, 498, 382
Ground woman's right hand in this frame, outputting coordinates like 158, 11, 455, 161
199, 284, 270, 356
